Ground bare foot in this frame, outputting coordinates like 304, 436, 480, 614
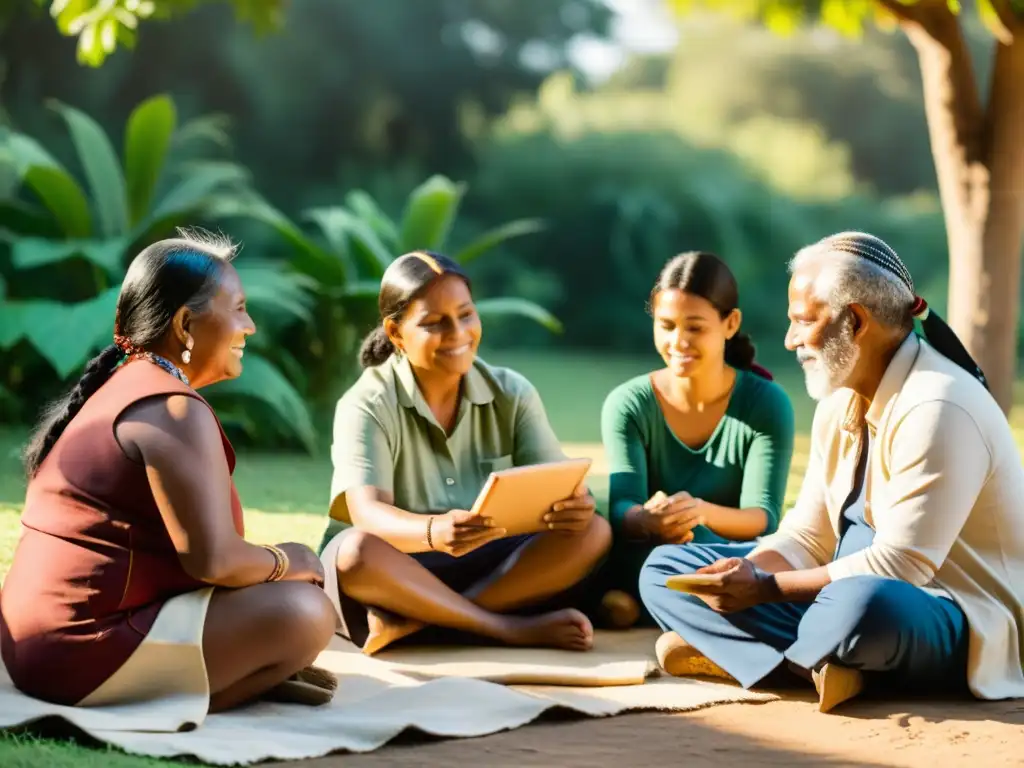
362, 607, 425, 655
499, 608, 594, 651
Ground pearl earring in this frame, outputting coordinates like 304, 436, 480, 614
182, 336, 194, 365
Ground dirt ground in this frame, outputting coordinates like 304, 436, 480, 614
273, 693, 1024, 768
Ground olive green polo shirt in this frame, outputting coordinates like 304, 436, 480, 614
318, 354, 566, 551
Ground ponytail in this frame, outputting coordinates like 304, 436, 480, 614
23, 345, 124, 477
912, 298, 988, 389
724, 332, 756, 370
359, 325, 395, 368
724, 332, 773, 380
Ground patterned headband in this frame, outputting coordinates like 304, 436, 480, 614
820, 233, 929, 319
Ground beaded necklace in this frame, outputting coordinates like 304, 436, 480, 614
117, 350, 191, 387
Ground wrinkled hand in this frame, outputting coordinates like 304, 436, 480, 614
543, 483, 596, 534
431, 509, 506, 557
688, 557, 778, 613
278, 542, 326, 586
636, 491, 704, 544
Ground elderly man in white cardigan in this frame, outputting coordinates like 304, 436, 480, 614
639, 231, 1024, 713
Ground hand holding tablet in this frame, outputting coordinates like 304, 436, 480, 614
468, 457, 593, 537
429, 508, 507, 557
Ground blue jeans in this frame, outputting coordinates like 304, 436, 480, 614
639, 542, 970, 691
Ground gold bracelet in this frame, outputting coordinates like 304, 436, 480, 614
261, 544, 289, 582
426, 516, 435, 550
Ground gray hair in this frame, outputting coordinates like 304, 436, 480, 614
789, 231, 915, 331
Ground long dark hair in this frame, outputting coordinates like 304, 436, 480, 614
649, 251, 771, 378
22, 232, 236, 477
359, 250, 471, 368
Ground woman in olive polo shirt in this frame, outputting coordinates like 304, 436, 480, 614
319, 250, 612, 655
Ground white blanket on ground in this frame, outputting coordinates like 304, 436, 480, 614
0, 629, 776, 765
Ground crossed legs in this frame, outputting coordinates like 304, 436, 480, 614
332, 516, 612, 653
202, 582, 337, 712
639, 543, 969, 707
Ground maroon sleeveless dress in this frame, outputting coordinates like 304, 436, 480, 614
0, 360, 245, 705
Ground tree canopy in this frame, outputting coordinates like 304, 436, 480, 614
38, 1, 284, 66
668, 0, 1021, 40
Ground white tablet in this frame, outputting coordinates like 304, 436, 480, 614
468, 457, 593, 536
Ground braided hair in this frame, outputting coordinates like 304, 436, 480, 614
22, 231, 236, 477
796, 232, 987, 389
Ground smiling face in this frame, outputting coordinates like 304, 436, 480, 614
784, 266, 859, 401
652, 289, 739, 378
181, 263, 256, 388
388, 274, 481, 377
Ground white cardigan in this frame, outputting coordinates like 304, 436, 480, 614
751, 334, 1024, 699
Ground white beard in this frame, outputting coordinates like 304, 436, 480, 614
799, 316, 859, 401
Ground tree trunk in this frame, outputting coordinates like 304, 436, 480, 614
902, 4, 1024, 413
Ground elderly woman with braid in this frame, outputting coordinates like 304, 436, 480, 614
640, 231, 1024, 713
1, 232, 337, 717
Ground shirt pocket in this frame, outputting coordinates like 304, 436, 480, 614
480, 454, 514, 476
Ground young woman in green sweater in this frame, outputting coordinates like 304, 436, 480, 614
598, 251, 796, 627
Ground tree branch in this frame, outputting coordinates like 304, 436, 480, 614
900, 1, 987, 214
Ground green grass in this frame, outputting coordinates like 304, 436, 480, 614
0, 349, 1021, 766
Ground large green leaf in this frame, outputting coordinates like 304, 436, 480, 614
171, 113, 233, 156
0, 130, 61, 175
0, 301, 22, 349
0, 153, 16, 200
210, 195, 345, 287
398, 175, 465, 253
305, 207, 392, 279
344, 190, 401, 251
453, 218, 547, 265
147, 161, 250, 226
333, 280, 381, 324
473, 297, 564, 334
0, 200, 63, 238
301, 207, 350, 261
23, 165, 92, 238
205, 352, 316, 453
125, 94, 177, 227
9, 237, 126, 277
0, 286, 120, 377
233, 261, 317, 325
51, 100, 129, 238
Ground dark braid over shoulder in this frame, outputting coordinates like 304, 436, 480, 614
22, 345, 124, 477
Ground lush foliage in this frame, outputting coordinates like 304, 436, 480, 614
35, 0, 284, 66
466, 126, 949, 359
3, 1, 612, 201
0, 95, 562, 448
214, 174, 557, 409
4, 1, 1018, 444
0, 95, 317, 448
666, 0, 1020, 37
